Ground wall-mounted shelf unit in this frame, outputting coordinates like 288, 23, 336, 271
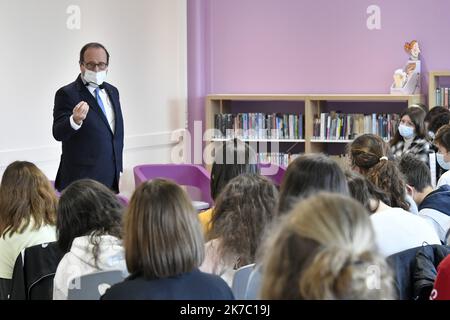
205, 93, 423, 167
428, 71, 450, 109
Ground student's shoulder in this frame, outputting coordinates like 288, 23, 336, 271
437, 171, 450, 187
192, 270, 235, 299
101, 277, 142, 300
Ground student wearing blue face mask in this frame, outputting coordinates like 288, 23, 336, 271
434, 124, 450, 188
390, 106, 431, 164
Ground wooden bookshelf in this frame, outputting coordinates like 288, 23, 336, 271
428, 71, 450, 108
205, 93, 423, 165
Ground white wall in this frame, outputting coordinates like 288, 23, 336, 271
0, 0, 187, 198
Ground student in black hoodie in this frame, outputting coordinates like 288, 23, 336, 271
399, 154, 450, 242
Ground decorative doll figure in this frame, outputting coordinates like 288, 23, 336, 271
405, 40, 420, 61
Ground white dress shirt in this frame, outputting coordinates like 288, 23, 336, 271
70, 77, 116, 133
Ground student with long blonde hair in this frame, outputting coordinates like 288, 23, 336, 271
261, 193, 394, 300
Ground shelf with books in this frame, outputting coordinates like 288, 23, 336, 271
428, 71, 450, 109
211, 138, 305, 143
310, 139, 354, 143
305, 95, 422, 154
205, 94, 423, 165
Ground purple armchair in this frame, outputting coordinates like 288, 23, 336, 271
116, 194, 129, 206
133, 164, 213, 209
258, 163, 286, 186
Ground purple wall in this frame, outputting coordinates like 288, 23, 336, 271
188, 0, 450, 137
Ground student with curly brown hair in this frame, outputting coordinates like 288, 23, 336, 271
53, 179, 127, 300
260, 193, 394, 300
200, 174, 278, 286
198, 139, 259, 235
349, 133, 410, 211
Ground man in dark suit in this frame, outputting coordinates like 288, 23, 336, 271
53, 43, 124, 193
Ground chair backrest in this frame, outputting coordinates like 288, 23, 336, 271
67, 270, 126, 300
49, 180, 61, 197
386, 245, 433, 300
9, 241, 64, 300
133, 164, 213, 207
116, 194, 129, 206
231, 263, 255, 300
245, 265, 262, 300
258, 163, 286, 186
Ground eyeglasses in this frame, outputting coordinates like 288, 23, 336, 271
82, 62, 108, 71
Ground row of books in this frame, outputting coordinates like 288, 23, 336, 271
258, 152, 300, 168
312, 112, 400, 141
435, 88, 450, 108
257, 153, 349, 170
214, 113, 304, 140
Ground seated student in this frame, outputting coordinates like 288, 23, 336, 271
346, 171, 440, 257
424, 106, 450, 137
433, 124, 450, 187
398, 154, 450, 242
426, 112, 450, 185
53, 179, 127, 300
0, 161, 57, 298
260, 192, 394, 300
277, 153, 349, 215
349, 134, 410, 211
102, 179, 234, 300
428, 111, 450, 141
389, 107, 430, 164
200, 174, 278, 286
199, 139, 259, 234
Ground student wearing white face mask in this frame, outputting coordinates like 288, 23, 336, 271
427, 110, 450, 184
390, 106, 431, 164
434, 125, 450, 188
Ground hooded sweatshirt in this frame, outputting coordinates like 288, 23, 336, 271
53, 235, 127, 300
419, 185, 450, 242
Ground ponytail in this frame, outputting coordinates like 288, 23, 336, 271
349, 134, 409, 210
366, 160, 409, 210
260, 193, 394, 300
300, 246, 391, 300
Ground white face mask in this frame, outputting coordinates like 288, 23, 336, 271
398, 124, 415, 139
436, 153, 450, 170
83, 69, 107, 86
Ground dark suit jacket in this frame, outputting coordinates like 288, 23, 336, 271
52, 75, 124, 192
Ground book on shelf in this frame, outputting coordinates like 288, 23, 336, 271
435, 88, 450, 108
258, 153, 349, 170
258, 152, 300, 168
213, 113, 304, 140
312, 112, 400, 141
